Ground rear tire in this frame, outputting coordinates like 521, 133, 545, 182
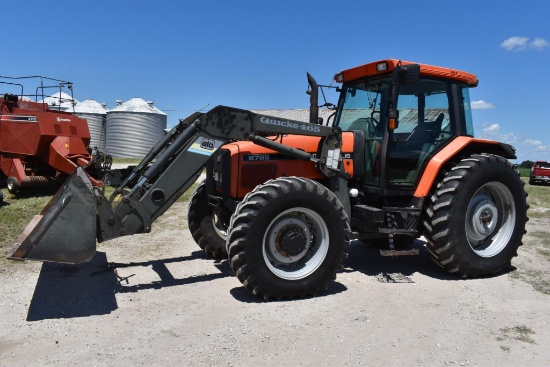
187, 181, 229, 259
227, 177, 350, 300
423, 154, 528, 276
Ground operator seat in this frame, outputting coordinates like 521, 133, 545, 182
415, 112, 445, 169
405, 112, 444, 148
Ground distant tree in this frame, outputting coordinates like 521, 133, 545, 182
520, 160, 534, 168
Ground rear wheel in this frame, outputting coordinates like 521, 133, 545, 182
423, 154, 528, 276
187, 181, 229, 259
227, 177, 350, 300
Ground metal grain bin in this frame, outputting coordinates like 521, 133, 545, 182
73, 100, 107, 152
106, 98, 167, 158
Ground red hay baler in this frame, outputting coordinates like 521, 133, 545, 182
0, 76, 101, 196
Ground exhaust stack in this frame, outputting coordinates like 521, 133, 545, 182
307, 72, 319, 125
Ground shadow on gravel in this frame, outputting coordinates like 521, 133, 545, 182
342, 239, 455, 281
26, 250, 232, 321
343, 239, 515, 281
229, 281, 348, 303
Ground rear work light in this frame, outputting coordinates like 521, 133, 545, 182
376, 62, 388, 72
335, 73, 344, 82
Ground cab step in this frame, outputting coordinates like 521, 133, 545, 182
380, 248, 420, 257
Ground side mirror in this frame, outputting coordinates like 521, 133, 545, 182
388, 109, 399, 130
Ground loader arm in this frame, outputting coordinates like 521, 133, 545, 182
7, 105, 344, 264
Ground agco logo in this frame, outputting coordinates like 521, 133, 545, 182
200, 138, 216, 150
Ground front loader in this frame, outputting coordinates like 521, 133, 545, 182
8, 60, 528, 300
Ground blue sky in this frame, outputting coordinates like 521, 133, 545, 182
2, 0, 549, 163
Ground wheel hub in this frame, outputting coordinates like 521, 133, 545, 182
467, 195, 499, 242
276, 224, 307, 257
265, 213, 312, 265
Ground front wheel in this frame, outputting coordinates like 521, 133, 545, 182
227, 177, 350, 300
187, 182, 229, 259
423, 154, 528, 276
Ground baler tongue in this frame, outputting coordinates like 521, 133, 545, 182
7, 167, 98, 264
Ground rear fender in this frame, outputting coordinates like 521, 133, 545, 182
414, 137, 516, 198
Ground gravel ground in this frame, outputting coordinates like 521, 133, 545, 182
1, 200, 549, 366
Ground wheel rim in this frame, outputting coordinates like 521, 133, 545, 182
211, 207, 228, 239
263, 207, 329, 280
465, 181, 516, 257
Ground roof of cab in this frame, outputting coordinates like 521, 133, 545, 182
335, 59, 478, 87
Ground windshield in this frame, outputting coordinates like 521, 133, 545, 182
335, 75, 456, 189
334, 77, 390, 138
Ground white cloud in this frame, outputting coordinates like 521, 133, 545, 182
501, 36, 550, 51
499, 133, 518, 144
523, 139, 543, 146
535, 145, 549, 152
471, 100, 495, 110
478, 123, 518, 144
501, 37, 529, 51
482, 123, 500, 135
531, 37, 549, 50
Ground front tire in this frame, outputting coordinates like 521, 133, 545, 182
423, 154, 528, 276
187, 182, 229, 259
227, 177, 350, 300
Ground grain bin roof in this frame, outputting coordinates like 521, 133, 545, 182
73, 99, 108, 114
109, 98, 166, 115
40, 92, 78, 109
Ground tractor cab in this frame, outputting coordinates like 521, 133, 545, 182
333, 59, 477, 204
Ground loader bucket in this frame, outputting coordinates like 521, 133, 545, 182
7, 167, 98, 264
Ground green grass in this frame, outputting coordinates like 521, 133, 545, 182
112, 157, 143, 165
524, 177, 550, 219
516, 166, 530, 177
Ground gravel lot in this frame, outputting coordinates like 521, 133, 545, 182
1, 199, 549, 366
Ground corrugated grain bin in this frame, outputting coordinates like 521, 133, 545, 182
106, 98, 167, 158
73, 100, 107, 152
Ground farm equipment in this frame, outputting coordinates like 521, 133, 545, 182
8, 60, 528, 299
0, 76, 102, 198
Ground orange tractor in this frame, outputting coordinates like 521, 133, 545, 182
8, 60, 528, 300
